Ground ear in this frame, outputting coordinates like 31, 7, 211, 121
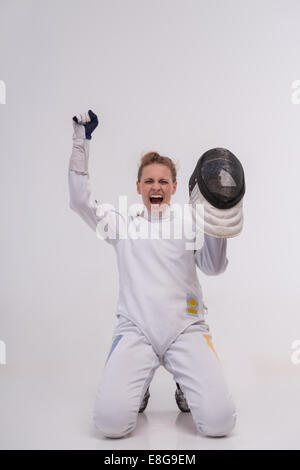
172, 181, 177, 195
136, 181, 141, 194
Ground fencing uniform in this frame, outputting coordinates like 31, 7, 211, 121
68, 134, 237, 438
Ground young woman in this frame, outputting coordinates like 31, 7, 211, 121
68, 110, 236, 439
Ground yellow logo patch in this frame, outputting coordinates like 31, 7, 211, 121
186, 295, 199, 315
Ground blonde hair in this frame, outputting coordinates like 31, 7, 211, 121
137, 151, 177, 182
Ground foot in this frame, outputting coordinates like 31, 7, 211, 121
175, 383, 190, 412
139, 387, 150, 413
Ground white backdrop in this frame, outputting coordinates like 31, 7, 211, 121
0, 0, 300, 450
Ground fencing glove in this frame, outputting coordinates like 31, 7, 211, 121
69, 109, 99, 174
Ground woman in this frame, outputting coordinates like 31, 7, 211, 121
68, 110, 237, 439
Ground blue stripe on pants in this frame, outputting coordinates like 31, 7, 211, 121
106, 335, 123, 364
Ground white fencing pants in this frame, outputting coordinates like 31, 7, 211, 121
93, 318, 236, 438
163, 322, 237, 437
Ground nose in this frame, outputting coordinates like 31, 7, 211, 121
151, 182, 161, 191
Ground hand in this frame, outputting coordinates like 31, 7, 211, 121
73, 110, 99, 140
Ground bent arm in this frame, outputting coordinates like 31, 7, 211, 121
68, 119, 121, 245
194, 233, 228, 275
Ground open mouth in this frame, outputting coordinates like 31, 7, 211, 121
149, 195, 164, 205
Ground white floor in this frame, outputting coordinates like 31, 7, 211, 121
0, 365, 299, 450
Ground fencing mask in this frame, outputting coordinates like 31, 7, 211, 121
189, 148, 245, 238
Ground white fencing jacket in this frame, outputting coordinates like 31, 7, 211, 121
68, 133, 228, 356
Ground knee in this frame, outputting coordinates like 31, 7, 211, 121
93, 400, 137, 439
194, 403, 237, 437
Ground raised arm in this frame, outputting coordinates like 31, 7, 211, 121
194, 233, 228, 276
68, 110, 101, 231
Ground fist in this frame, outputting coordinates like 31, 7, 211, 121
73, 110, 99, 140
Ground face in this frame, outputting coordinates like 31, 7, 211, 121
136, 163, 177, 214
